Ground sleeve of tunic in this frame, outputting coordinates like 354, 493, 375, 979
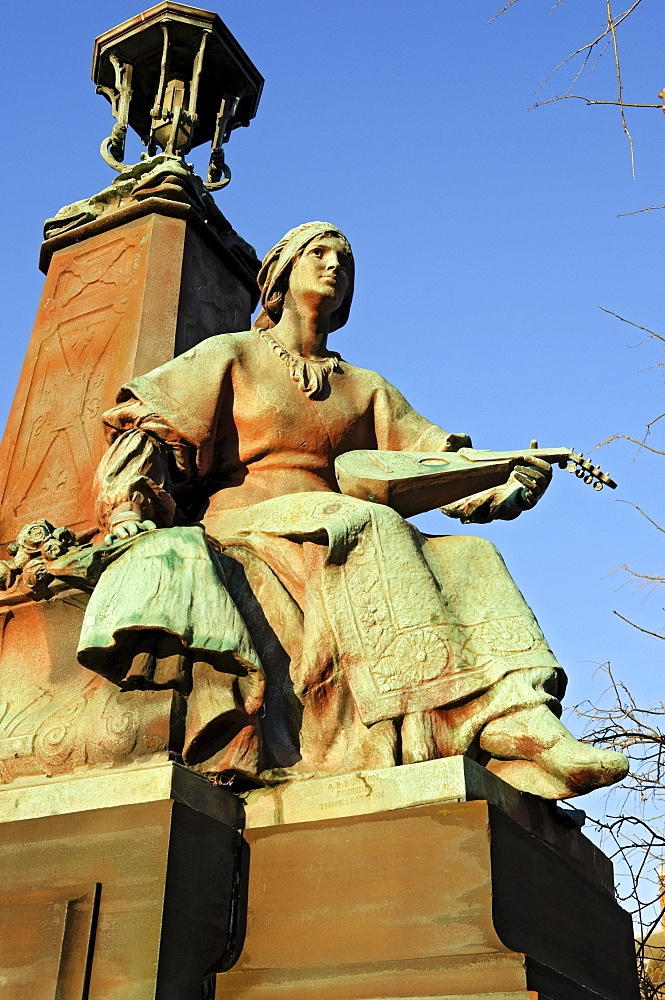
370, 376, 529, 523
94, 401, 192, 530
94, 334, 239, 530
371, 378, 471, 454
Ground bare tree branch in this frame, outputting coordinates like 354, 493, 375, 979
613, 610, 665, 639
618, 204, 665, 218
596, 434, 665, 457
488, 0, 522, 22
589, 315, 664, 464
615, 563, 665, 584
588, 38, 613, 81
535, 0, 645, 93
606, 0, 636, 176
599, 308, 665, 343
527, 95, 660, 111
504, 0, 648, 171
616, 500, 665, 536
571, 662, 665, 992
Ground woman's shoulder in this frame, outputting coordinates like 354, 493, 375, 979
338, 357, 402, 396
179, 329, 255, 360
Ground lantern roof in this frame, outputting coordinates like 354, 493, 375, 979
92, 2, 264, 151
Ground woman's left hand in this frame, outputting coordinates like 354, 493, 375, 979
510, 439, 552, 508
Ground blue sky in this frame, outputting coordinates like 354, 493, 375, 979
1, 1, 664, 731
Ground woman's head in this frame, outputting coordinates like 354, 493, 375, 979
254, 222, 354, 331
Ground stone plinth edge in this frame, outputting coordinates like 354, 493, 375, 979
0, 753, 614, 892
0, 758, 241, 829
39, 196, 259, 297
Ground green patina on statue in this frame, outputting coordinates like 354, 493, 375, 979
3, 222, 629, 799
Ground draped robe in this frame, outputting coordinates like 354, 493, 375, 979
82, 328, 565, 779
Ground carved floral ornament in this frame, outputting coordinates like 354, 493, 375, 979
0, 520, 88, 603
2, 519, 72, 580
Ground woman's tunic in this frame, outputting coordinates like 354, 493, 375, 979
83, 328, 564, 778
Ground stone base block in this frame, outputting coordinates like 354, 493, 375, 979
220, 760, 639, 1000
0, 762, 242, 999
0, 757, 640, 1000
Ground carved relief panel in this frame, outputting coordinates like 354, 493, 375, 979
0, 217, 171, 545
0, 212, 253, 548
0, 210, 255, 784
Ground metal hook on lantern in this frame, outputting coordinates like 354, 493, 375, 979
204, 93, 242, 191
97, 51, 133, 171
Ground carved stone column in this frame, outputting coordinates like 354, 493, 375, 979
0, 178, 259, 785
0, 193, 258, 547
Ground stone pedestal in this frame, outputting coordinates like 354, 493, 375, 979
225, 757, 639, 1000
0, 761, 244, 1000
0, 757, 639, 999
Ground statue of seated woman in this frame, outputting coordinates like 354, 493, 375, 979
76, 221, 628, 799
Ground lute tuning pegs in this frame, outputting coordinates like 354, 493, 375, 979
565, 449, 615, 491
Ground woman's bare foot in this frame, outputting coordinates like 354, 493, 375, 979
479, 704, 628, 799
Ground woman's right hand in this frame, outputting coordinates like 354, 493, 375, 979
104, 519, 157, 546
445, 432, 473, 452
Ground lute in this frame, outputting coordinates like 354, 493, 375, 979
334, 447, 616, 519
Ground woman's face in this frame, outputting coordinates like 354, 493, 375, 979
286, 235, 352, 315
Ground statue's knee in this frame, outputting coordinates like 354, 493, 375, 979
423, 533, 501, 560
461, 535, 501, 558
372, 503, 406, 530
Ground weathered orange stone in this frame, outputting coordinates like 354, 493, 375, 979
218, 798, 639, 1000
0, 205, 256, 784
0, 212, 254, 548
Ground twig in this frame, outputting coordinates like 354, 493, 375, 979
597, 434, 665, 457
588, 38, 613, 79
598, 308, 665, 343
522, 0, 646, 173
488, 0, 522, 22
535, 0, 645, 92
606, 0, 636, 176
616, 564, 665, 584
527, 95, 660, 110
616, 500, 665, 536
613, 610, 665, 639
618, 204, 665, 218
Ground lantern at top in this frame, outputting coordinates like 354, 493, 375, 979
92, 1, 263, 190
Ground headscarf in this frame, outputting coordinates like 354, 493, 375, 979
253, 222, 354, 332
